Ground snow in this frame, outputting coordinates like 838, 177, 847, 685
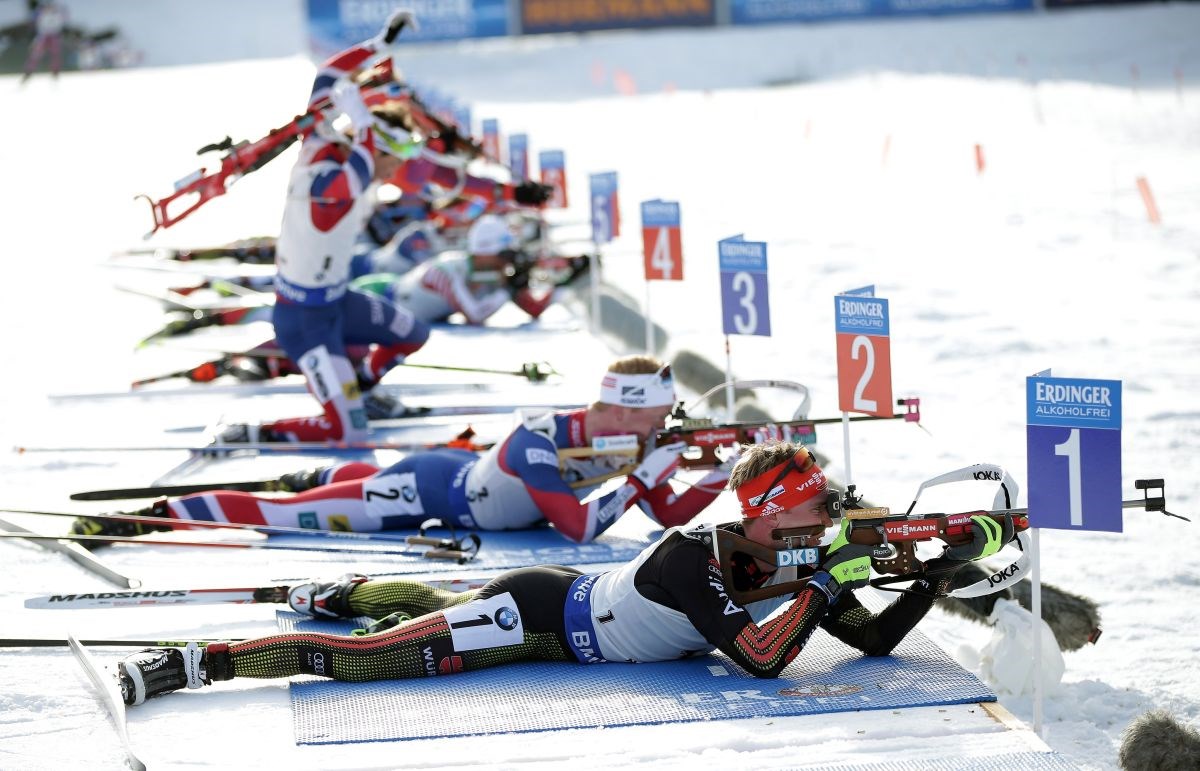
1, 3, 1198, 769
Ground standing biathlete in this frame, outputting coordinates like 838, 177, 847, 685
21, 1, 67, 82
217, 10, 430, 444
74, 357, 730, 545
113, 441, 1013, 705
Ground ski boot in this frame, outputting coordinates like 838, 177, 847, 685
118, 642, 232, 706
352, 612, 413, 636
362, 389, 427, 420
287, 574, 369, 619
71, 499, 174, 544
275, 466, 329, 493
210, 422, 281, 445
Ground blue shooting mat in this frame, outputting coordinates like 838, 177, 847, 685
262, 523, 658, 576
830, 753, 1078, 770
279, 611, 996, 744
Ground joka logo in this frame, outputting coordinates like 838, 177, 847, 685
973, 470, 1002, 481
988, 563, 1021, 586
494, 607, 519, 631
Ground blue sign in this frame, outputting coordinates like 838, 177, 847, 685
834, 295, 890, 336
729, 0, 1033, 26
454, 104, 472, 134
509, 134, 529, 180
306, 0, 509, 57
590, 172, 618, 244
1026, 376, 1123, 532
718, 235, 770, 337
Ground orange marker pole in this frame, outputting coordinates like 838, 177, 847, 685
975, 144, 986, 175
1136, 176, 1161, 224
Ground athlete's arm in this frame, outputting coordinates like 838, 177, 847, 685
501, 430, 646, 543
818, 570, 948, 657
419, 264, 508, 325
636, 468, 729, 528
658, 540, 831, 678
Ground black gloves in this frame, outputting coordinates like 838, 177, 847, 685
514, 181, 553, 205
558, 255, 592, 285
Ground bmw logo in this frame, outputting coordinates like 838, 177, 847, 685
402, 486, 417, 502
494, 607, 519, 631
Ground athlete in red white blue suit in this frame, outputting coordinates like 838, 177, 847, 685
82, 357, 732, 544
222, 11, 430, 444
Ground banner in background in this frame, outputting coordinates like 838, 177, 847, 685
729, 0, 1033, 24
307, 0, 508, 57
522, 0, 715, 34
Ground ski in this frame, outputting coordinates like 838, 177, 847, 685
26, 576, 489, 610
164, 402, 582, 432
4, 637, 239, 648
14, 436, 498, 456
49, 380, 499, 402
0, 516, 141, 588
71, 479, 300, 501
111, 238, 276, 263
67, 634, 147, 771
0, 531, 482, 563
5, 507, 475, 546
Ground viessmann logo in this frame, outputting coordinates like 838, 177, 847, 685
692, 430, 738, 445
885, 522, 939, 537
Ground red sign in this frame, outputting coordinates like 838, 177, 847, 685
836, 333, 894, 417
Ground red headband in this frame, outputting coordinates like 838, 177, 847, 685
736, 452, 828, 518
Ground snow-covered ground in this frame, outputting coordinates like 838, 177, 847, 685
1, 4, 1198, 769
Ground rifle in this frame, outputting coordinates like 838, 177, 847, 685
136, 59, 400, 237
709, 468, 1183, 606
656, 397, 921, 468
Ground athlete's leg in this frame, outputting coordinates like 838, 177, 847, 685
270, 303, 368, 442
340, 288, 429, 385
222, 566, 580, 682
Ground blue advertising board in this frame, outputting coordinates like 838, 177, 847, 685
1026, 376, 1123, 532
718, 235, 770, 337
307, 0, 509, 57
729, 0, 1033, 25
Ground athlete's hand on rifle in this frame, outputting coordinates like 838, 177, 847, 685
810, 519, 873, 603
331, 79, 373, 133
375, 9, 417, 47
557, 255, 591, 286
628, 441, 687, 494
507, 260, 532, 294
513, 181, 553, 205
943, 513, 1014, 561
